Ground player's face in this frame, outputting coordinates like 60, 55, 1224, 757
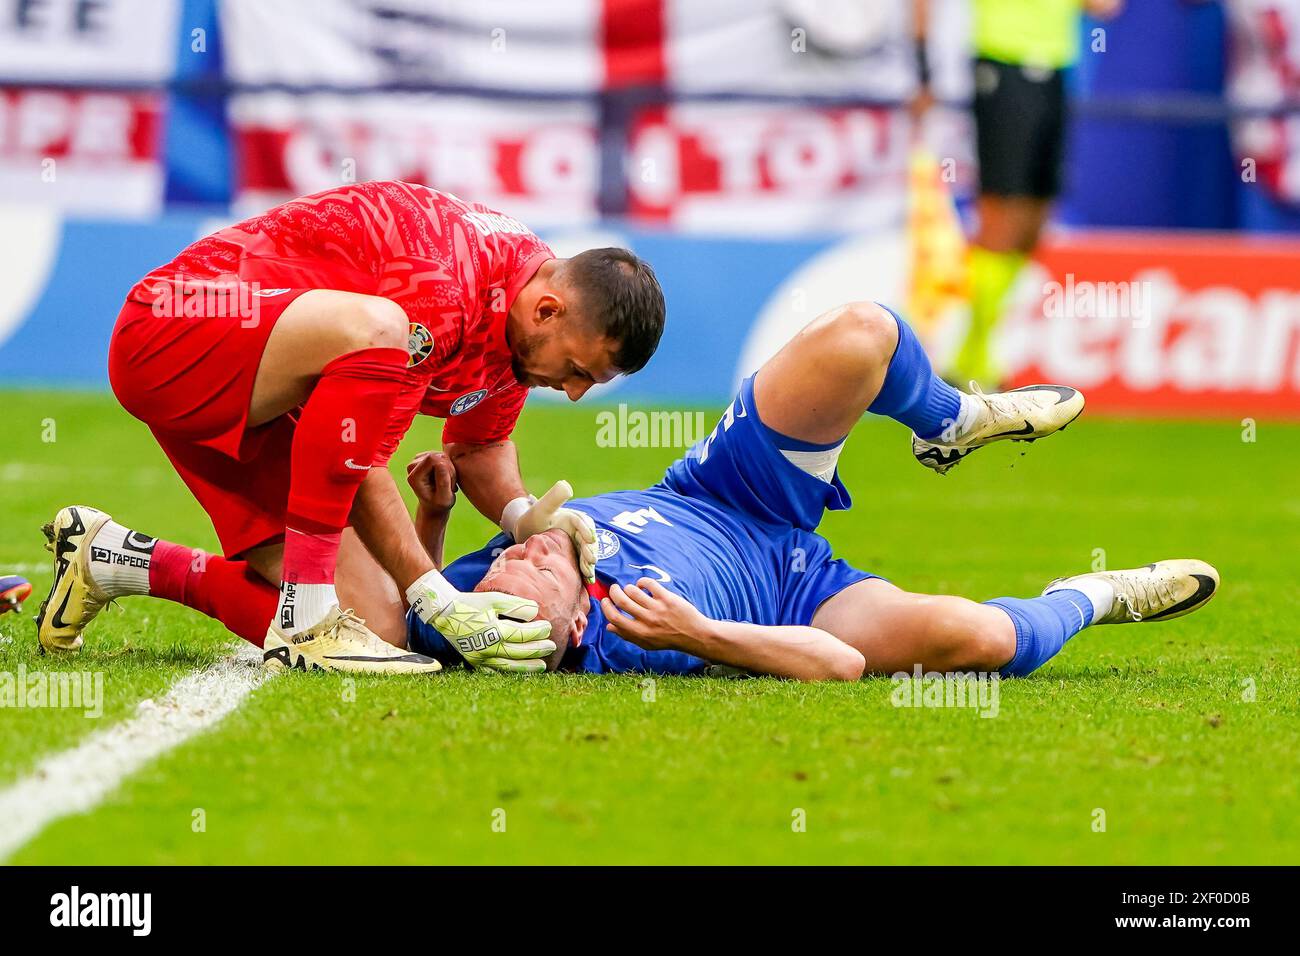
510, 322, 620, 401
477, 529, 586, 669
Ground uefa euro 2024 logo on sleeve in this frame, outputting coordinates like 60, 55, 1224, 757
407, 322, 434, 367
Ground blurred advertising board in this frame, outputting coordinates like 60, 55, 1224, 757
0, 87, 164, 215
0, 0, 178, 85
3, 208, 1299, 420
0, 0, 177, 215
625, 103, 913, 234
220, 0, 970, 231
230, 93, 601, 227
1005, 233, 1300, 418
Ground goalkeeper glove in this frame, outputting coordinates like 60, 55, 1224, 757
406, 569, 556, 675
501, 481, 598, 582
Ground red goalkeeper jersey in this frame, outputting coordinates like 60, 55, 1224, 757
128, 180, 553, 457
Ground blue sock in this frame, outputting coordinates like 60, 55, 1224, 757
867, 308, 963, 440
987, 590, 1094, 677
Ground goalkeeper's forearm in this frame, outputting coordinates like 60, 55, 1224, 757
350, 468, 437, 594
692, 620, 866, 682
445, 439, 528, 530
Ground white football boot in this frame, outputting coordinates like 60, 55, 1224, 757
263, 607, 443, 675
35, 505, 116, 653
1044, 559, 1220, 624
912, 383, 1085, 475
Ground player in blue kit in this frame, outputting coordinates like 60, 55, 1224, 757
401, 302, 1220, 680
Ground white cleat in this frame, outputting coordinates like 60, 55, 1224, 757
1045, 559, 1221, 624
263, 606, 443, 675
35, 505, 115, 654
912, 383, 1085, 475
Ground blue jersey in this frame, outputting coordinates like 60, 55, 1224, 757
408, 375, 875, 675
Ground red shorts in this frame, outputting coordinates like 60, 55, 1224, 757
108, 286, 310, 558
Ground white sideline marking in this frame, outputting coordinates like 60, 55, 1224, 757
0, 646, 266, 860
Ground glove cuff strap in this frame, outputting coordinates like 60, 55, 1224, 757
500, 495, 536, 538
406, 568, 454, 619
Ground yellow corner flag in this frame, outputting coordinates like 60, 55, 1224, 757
906, 147, 968, 341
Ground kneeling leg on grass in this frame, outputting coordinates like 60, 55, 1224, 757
37, 508, 410, 652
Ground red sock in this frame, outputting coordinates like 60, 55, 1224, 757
149, 541, 278, 646
282, 528, 341, 586
283, 346, 408, 582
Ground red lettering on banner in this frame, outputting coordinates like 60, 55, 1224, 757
1006, 233, 1300, 417
233, 115, 595, 205
627, 105, 902, 217
0, 87, 159, 161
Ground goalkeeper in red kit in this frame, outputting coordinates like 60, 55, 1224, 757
35, 181, 666, 675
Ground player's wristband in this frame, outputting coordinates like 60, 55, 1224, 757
915, 37, 931, 87
499, 494, 537, 539
406, 567, 457, 620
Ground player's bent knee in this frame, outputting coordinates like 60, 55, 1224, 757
827, 301, 899, 368
240, 544, 282, 587
347, 296, 408, 352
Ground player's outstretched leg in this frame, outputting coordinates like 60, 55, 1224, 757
35, 506, 441, 673
36, 504, 291, 653
991, 559, 1219, 675
1041, 559, 1220, 625
813, 559, 1219, 676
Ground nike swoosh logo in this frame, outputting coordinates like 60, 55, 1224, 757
1068, 601, 1087, 629
263, 646, 321, 671
343, 459, 371, 471
48, 509, 85, 629
324, 653, 437, 664
1144, 574, 1218, 621
49, 587, 75, 629
987, 420, 1036, 439
1009, 384, 1079, 404
630, 564, 672, 582
263, 646, 292, 666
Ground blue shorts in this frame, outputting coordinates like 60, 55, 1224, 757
656, 372, 873, 629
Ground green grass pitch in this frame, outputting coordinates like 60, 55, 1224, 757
1, 389, 1297, 864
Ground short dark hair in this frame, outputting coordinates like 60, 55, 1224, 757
561, 247, 665, 374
